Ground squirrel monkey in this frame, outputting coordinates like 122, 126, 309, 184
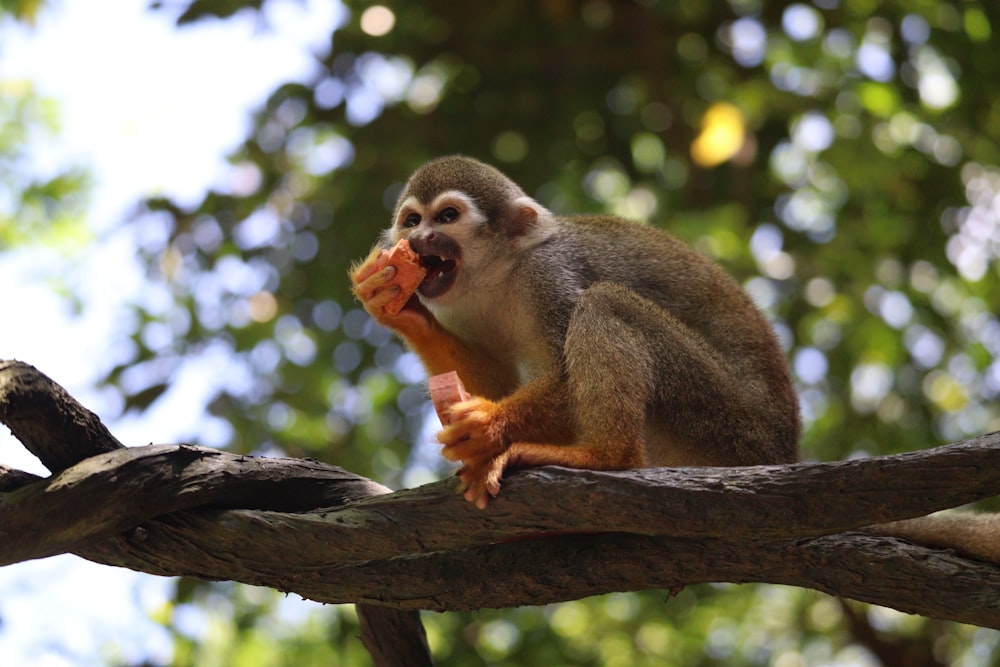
351, 156, 1000, 564
351, 155, 800, 508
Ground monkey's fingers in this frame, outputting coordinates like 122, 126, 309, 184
437, 398, 505, 462
352, 262, 397, 301
358, 274, 402, 311
456, 456, 505, 509
353, 265, 424, 329
352, 241, 427, 323
349, 245, 387, 284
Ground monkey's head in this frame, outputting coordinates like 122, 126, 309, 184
387, 156, 554, 304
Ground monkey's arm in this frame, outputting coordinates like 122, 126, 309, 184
438, 374, 581, 507
350, 247, 516, 398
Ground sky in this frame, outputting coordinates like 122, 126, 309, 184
0, 0, 343, 664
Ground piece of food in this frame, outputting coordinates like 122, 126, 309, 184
428, 371, 470, 425
377, 239, 427, 315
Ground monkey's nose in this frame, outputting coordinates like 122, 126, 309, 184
408, 232, 461, 261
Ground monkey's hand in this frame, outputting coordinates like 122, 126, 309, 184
350, 245, 432, 337
438, 397, 510, 509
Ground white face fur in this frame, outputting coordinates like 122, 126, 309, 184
390, 190, 491, 298
389, 189, 554, 290
391, 190, 487, 242
388, 188, 556, 343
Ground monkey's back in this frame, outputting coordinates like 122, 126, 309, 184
526, 214, 774, 358
522, 214, 800, 461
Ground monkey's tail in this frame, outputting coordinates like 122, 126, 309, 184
869, 512, 1000, 565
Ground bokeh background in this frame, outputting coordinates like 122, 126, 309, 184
2, 0, 1000, 665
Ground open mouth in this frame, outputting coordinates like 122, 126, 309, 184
418, 254, 459, 298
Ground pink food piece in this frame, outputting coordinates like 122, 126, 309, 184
429, 371, 470, 425
377, 239, 427, 315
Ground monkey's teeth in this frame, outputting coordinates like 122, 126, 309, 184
420, 256, 456, 281
416, 255, 459, 297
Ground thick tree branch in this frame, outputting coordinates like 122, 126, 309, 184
0, 359, 430, 667
0, 359, 124, 471
73, 512, 1000, 628
6, 436, 1000, 568
0, 444, 392, 566
4, 358, 1000, 644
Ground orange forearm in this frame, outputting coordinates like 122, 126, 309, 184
400, 318, 517, 400
492, 375, 575, 446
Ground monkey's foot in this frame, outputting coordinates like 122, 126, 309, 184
437, 396, 507, 460
456, 453, 507, 510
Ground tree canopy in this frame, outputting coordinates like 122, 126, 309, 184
6, 0, 1000, 664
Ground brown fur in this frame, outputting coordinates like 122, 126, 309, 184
351, 156, 1000, 566
354, 156, 798, 507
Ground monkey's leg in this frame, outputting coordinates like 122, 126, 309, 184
503, 283, 659, 471
459, 282, 777, 507
560, 281, 790, 467
452, 283, 658, 507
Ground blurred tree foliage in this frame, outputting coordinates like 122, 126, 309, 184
0, 0, 44, 24
118, 0, 1000, 664
0, 1, 93, 307
0, 87, 91, 251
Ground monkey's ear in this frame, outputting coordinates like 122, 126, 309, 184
508, 196, 551, 237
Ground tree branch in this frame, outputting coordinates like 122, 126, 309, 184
72, 511, 1000, 627
7, 436, 1000, 568
0, 359, 431, 667
0, 359, 124, 472
4, 358, 1000, 649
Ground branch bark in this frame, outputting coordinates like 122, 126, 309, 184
0, 359, 431, 667
3, 359, 1000, 658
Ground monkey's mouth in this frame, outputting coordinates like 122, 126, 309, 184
418, 254, 459, 298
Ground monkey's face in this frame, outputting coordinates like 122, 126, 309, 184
389, 189, 492, 303
387, 157, 556, 319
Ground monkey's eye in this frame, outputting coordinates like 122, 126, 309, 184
402, 212, 421, 228
435, 207, 459, 223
